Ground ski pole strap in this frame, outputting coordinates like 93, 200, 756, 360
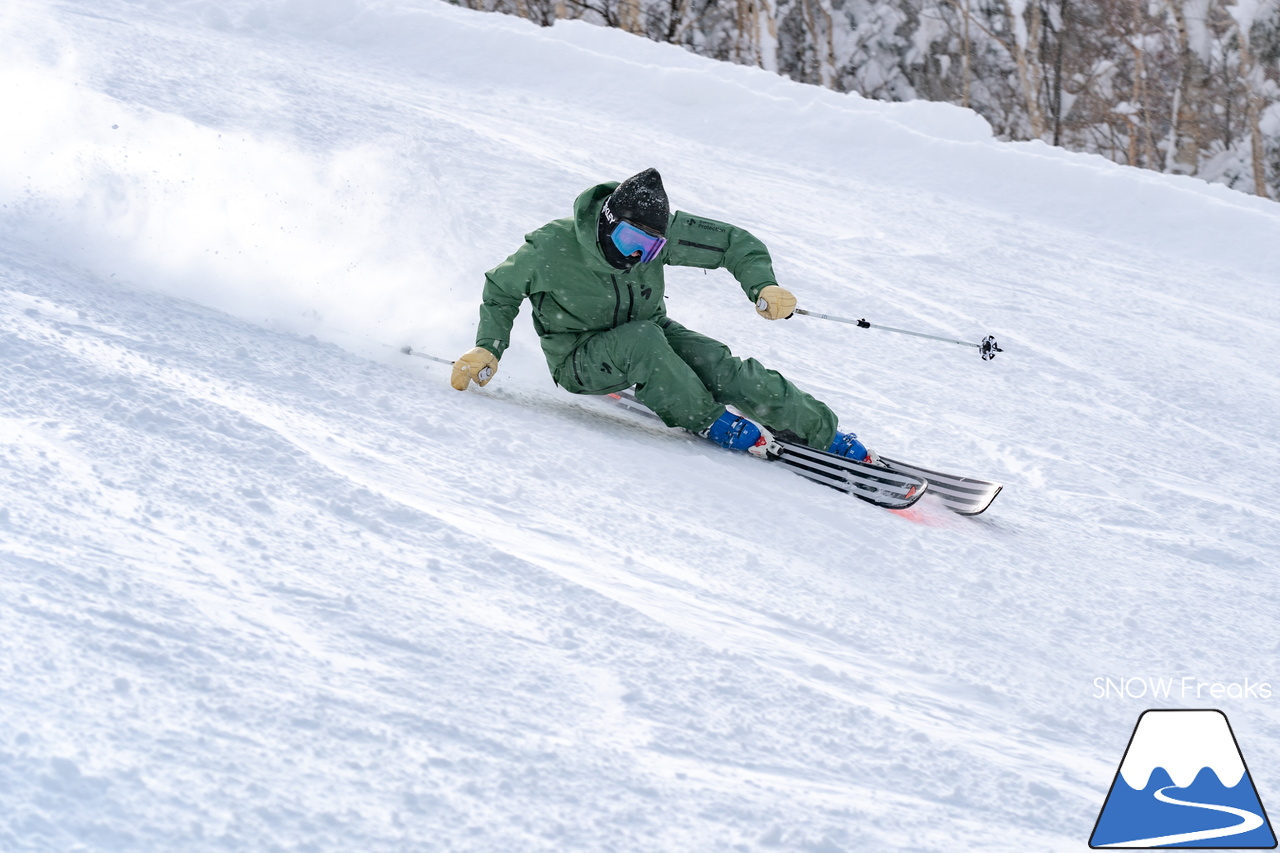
792, 309, 1003, 360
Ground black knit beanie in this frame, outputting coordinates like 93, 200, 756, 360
598, 168, 670, 269
606, 168, 669, 234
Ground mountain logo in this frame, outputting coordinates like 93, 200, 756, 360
1090, 709, 1277, 848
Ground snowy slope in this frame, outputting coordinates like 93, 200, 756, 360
3, 1, 1280, 851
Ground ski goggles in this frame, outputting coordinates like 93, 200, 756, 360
610, 221, 667, 264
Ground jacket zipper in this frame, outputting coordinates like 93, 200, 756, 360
610, 275, 621, 328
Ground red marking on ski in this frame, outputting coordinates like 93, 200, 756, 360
889, 504, 956, 527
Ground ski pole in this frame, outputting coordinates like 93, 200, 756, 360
399, 345, 453, 366
793, 308, 1003, 361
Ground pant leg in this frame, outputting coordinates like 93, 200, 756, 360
553, 320, 725, 432
658, 317, 839, 449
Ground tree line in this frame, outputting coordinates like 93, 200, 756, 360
452, 0, 1280, 200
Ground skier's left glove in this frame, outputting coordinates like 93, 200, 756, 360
450, 346, 499, 390
755, 285, 796, 320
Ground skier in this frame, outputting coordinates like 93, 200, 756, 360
449, 168, 874, 462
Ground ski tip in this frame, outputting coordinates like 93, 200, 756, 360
950, 484, 1003, 516
399, 345, 413, 355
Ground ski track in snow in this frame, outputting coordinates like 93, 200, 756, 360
3, 0, 1280, 851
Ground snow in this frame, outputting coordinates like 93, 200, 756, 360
2, 1, 1280, 851
1226, 0, 1264, 33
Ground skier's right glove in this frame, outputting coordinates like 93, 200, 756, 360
450, 346, 499, 390
755, 284, 797, 320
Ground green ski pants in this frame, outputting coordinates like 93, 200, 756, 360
552, 317, 839, 449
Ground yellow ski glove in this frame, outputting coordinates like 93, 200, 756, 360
450, 346, 499, 390
755, 285, 797, 320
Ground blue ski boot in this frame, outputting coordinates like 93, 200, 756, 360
700, 410, 778, 459
827, 430, 880, 465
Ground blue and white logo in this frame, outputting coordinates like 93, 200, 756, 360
1091, 709, 1276, 848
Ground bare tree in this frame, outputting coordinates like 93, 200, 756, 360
1229, 0, 1276, 197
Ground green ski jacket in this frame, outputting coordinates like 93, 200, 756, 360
475, 181, 780, 382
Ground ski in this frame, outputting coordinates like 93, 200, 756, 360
607, 388, 1001, 514
606, 390, 926, 511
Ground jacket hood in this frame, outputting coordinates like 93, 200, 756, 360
572, 181, 621, 272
